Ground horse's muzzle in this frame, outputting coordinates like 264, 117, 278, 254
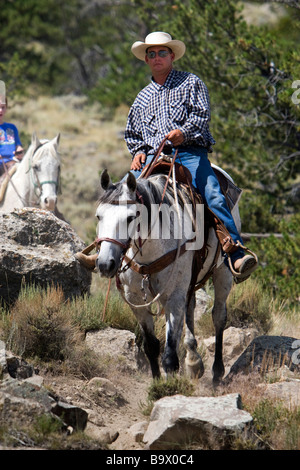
41, 195, 57, 211
96, 257, 119, 278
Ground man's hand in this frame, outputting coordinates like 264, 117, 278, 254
166, 129, 184, 147
131, 152, 146, 171
14, 146, 24, 161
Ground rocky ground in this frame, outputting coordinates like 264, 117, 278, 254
1, 300, 299, 451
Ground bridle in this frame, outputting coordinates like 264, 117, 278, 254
28, 142, 60, 198
94, 194, 143, 255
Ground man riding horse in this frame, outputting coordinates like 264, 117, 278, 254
77, 31, 257, 282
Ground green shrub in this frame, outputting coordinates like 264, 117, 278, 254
141, 375, 195, 416
1, 284, 103, 378
4, 284, 82, 361
252, 399, 300, 450
249, 214, 300, 307
227, 278, 273, 333
70, 282, 137, 333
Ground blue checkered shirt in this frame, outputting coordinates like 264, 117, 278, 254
125, 69, 215, 157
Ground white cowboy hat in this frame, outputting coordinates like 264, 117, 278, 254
131, 32, 186, 62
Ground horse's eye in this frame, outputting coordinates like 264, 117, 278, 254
32, 164, 40, 171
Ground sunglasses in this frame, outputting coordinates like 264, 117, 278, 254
146, 50, 170, 59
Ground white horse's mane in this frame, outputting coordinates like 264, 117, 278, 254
99, 174, 191, 210
29, 139, 61, 165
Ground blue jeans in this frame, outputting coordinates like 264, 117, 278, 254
130, 146, 244, 262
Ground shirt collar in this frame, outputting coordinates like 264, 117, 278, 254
151, 69, 176, 90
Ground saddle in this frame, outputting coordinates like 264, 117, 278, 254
141, 156, 241, 255
142, 158, 193, 187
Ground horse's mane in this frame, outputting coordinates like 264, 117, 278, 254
98, 174, 189, 210
30, 140, 61, 165
136, 175, 185, 210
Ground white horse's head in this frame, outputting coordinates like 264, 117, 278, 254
95, 169, 138, 277
29, 133, 61, 211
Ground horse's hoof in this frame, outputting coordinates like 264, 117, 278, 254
185, 350, 204, 379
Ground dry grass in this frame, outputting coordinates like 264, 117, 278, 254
1, 284, 104, 379
10, 95, 130, 242
5, 284, 81, 360
214, 371, 300, 450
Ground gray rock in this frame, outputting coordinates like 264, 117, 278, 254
51, 401, 88, 431
226, 335, 300, 381
128, 421, 149, 443
0, 349, 89, 433
6, 355, 34, 379
85, 327, 149, 374
203, 326, 258, 374
85, 423, 119, 444
0, 340, 5, 378
263, 379, 300, 408
0, 208, 91, 304
143, 393, 253, 450
194, 289, 212, 320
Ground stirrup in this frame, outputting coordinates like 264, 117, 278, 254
227, 241, 258, 282
75, 241, 98, 272
81, 242, 97, 255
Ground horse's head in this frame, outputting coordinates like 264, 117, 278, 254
95, 169, 139, 277
30, 133, 61, 211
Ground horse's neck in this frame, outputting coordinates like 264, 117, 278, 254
128, 186, 185, 262
129, 223, 181, 264
3, 152, 33, 209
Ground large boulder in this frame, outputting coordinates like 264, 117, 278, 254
0, 208, 91, 304
143, 393, 253, 450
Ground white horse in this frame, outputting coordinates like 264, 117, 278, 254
0, 133, 61, 212
94, 169, 241, 384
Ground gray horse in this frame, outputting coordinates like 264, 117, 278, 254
94, 169, 240, 384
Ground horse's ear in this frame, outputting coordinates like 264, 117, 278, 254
100, 169, 111, 190
126, 172, 136, 193
31, 132, 41, 148
54, 133, 60, 148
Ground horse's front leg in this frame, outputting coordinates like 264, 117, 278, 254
161, 291, 186, 376
130, 305, 161, 379
212, 262, 233, 385
184, 292, 204, 379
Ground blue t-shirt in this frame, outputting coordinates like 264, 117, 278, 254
0, 122, 22, 164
